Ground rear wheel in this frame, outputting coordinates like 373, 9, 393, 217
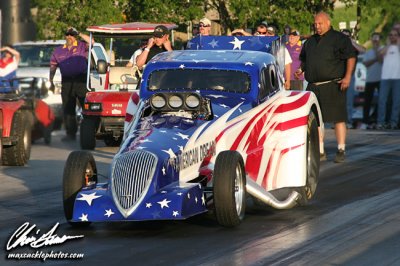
80, 117, 97, 150
297, 112, 319, 206
213, 151, 246, 227
43, 121, 53, 145
63, 151, 97, 226
2, 111, 32, 166
104, 136, 121, 147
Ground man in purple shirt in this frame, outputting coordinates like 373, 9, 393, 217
286, 29, 304, 90
50, 27, 93, 141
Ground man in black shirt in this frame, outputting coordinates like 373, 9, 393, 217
298, 12, 357, 163
136, 25, 173, 69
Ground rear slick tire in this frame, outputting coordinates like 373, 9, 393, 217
297, 111, 319, 206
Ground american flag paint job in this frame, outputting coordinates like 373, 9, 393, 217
70, 39, 322, 222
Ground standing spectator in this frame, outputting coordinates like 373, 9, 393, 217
376, 28, 400, 129
136, 25, 173, 70
341, 29, 366, 129
281, 24, 291, 44
361, 32, 383, 129
50, 27, 93, 141
199, 17, 212, 36
184, 24, 199, 49
231, 21, 268, 36
298, 12, 357, 163
0, 45, 20, 92
232, 23, 292, 89
286, 29, 304, 90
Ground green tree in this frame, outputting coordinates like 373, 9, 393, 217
208, 0, 336, 35
124, 0, 204, 26
32, 0, 128, 39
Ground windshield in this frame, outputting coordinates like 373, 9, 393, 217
15, 44, 57, 67
148, 69, 250, 93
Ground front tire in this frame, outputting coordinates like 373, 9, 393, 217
297, 112, 319, 206
213, 151, 246, 227
2, 111, 32, 166
63, 151, 97, 226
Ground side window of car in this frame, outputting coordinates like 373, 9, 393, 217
259, 64, 279, 101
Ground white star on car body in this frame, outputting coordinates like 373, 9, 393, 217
206, 94, 226, 99
245, 62, 254, 66
172, 211, 179, 217
146, 203, 152, 208
76, 192, 102, 206
176, 132, 189, 140
219, 104, 229, 108
162, 148, 176, 159
79, 213, 88, 221
208, 39, 219, 48
104, 209, 114, 217
179, 64, 185, 69
229, 37, 245, 50
162, 166, 166, 175
157, 198, 171, 209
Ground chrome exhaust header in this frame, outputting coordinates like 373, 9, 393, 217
246, 178, 300, 209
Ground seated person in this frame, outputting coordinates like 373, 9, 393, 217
0, 45, 20, 93
126, 39, 147, 67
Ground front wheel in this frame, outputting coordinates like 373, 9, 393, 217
297, 112, 319, 206
213, 151, 246, 227
63, 151, 97, 226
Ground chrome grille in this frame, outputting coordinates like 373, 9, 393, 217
112, 150, 157, 212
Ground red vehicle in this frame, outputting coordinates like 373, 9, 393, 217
80, 22, 178, 150
1, 78, 55, 166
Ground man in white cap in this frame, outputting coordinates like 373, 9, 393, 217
199, 17, 212, 36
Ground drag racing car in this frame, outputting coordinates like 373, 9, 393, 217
63, 36, 323, 227
1, 77, 55, 166
80, 22, 177, 150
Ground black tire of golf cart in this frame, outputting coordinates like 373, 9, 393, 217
80, 117, 97, 150
63, 150, 97, 226
43, 121, 53, 145
104, 136, 122, 147
296, 111, 319, 206
213, 151, 246, 227
2, 111, 32, 166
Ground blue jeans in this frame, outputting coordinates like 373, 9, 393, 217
377, 79, 400, 126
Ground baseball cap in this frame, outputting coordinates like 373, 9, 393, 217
199, 17, 211, 27
266, 26, 276, 35
65, 28, 79, 36
289, 29, 300, 36
153, 25, 169, 38
260, 21, 268, 27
